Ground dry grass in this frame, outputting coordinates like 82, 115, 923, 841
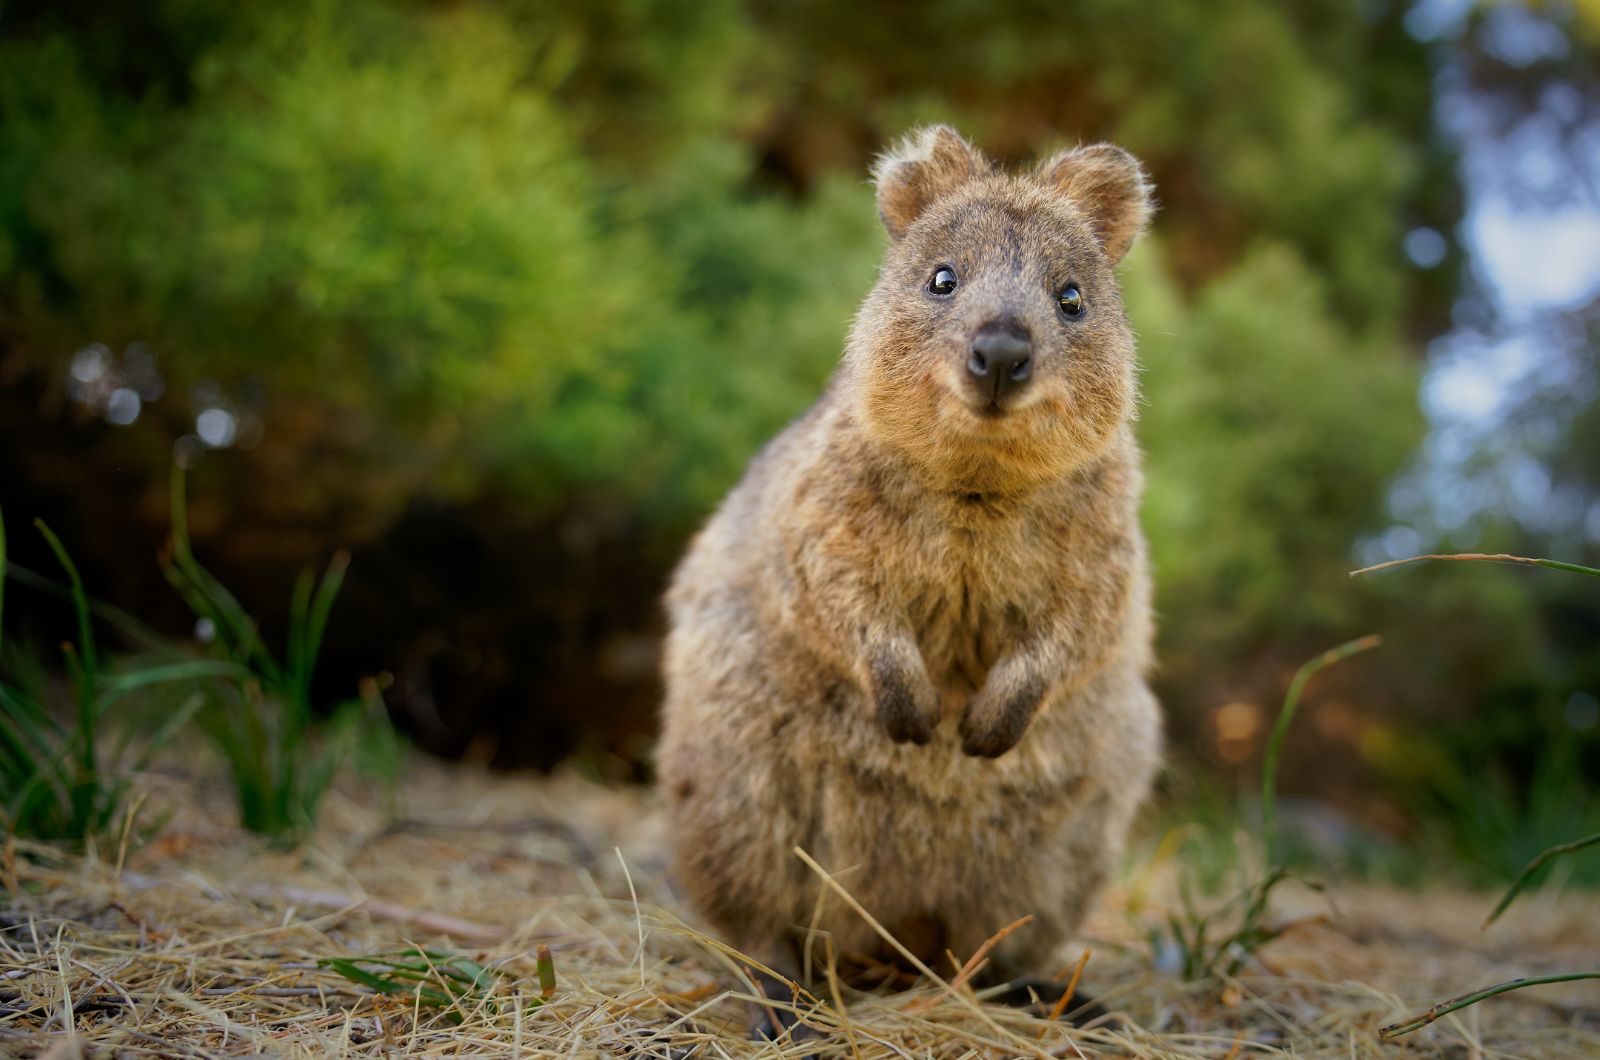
2, 758, 1597, 1058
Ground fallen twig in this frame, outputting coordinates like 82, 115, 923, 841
952, 915, 1035, 991
238, 884, 506, 943
1040, 947, 1092, 1033
907, 914, 1035, 1015
1380, 972, 1600, 1038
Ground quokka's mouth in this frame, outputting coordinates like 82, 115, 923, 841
943, 376, 1030, 423
961, 392, 1026, 421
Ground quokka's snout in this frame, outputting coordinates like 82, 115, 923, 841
965, 317, 1033, 409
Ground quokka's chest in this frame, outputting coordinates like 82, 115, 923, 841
892, 522, 1060, 693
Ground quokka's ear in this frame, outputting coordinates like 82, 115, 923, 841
872, 125, 992, 239
1036, 144, 1154, 264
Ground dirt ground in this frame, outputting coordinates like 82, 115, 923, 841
2, 758, 1597, 1058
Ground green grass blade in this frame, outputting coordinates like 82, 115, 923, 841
99, 660, 256, 697
0, 702, 65, 794
32, 521, 95, 674
357, 958, 433, 977
361, 951, 487, 987
169, 462, 192, 560
434, 954, 492, 991
1380, 971, 1600, 1038
1352, 552, 1600, 580
201, 706, 259, 824
128, 691, 205, 773
318, 947, 501, 1026
321, 958, 423, 993
57, 643, 100, 814
0, 503, 7, 659
33, 519, 98, 687
1533, 557, 1600, 578
304, 553, 349, 678
0, 681, 67, 743
167, 466, 286, 686
161, 557, 280, 686
536, 944, 556, 997
1483, 832, 1600, 929
319, 958, 455, 1008
34, 520, 110, 838
169, 553, 284, 684
3, 562, 177, 655
287, 552, 349, 724
0, 688, 65, 822
297, 740, 343, 832
7, 765, 69, 837
1261, 635, 1381, 869
286, 568, 314, 717
0, 704, 47, 786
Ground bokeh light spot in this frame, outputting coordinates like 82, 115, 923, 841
105, 387, 141, 425
1213, 700, 1263, 764
1566, 691, 1599, 731
1404, 226, 1447, 268
197, 407, 238, 448
71, 343, 110, 384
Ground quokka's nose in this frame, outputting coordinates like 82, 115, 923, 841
968, 322, 1032, 400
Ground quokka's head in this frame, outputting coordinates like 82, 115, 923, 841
846, 125, 1153, 492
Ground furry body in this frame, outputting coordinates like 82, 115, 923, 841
659, 126, 1163, 987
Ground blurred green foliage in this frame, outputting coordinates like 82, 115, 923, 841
1, 0, 1594, 850
1130, 244, 1422, 647
0, 0, 1433, 523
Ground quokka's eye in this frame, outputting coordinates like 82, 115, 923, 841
1058, 284, 1085, 317
928, 267, 958, 295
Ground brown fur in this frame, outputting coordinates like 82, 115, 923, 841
658, 126, 1163, 1001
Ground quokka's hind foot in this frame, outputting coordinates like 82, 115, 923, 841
747, 965, 828, 1051
990, 975, 1117, 1027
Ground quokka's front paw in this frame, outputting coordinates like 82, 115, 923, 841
868, 646, 939, 745
960, 667, 1047, 758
